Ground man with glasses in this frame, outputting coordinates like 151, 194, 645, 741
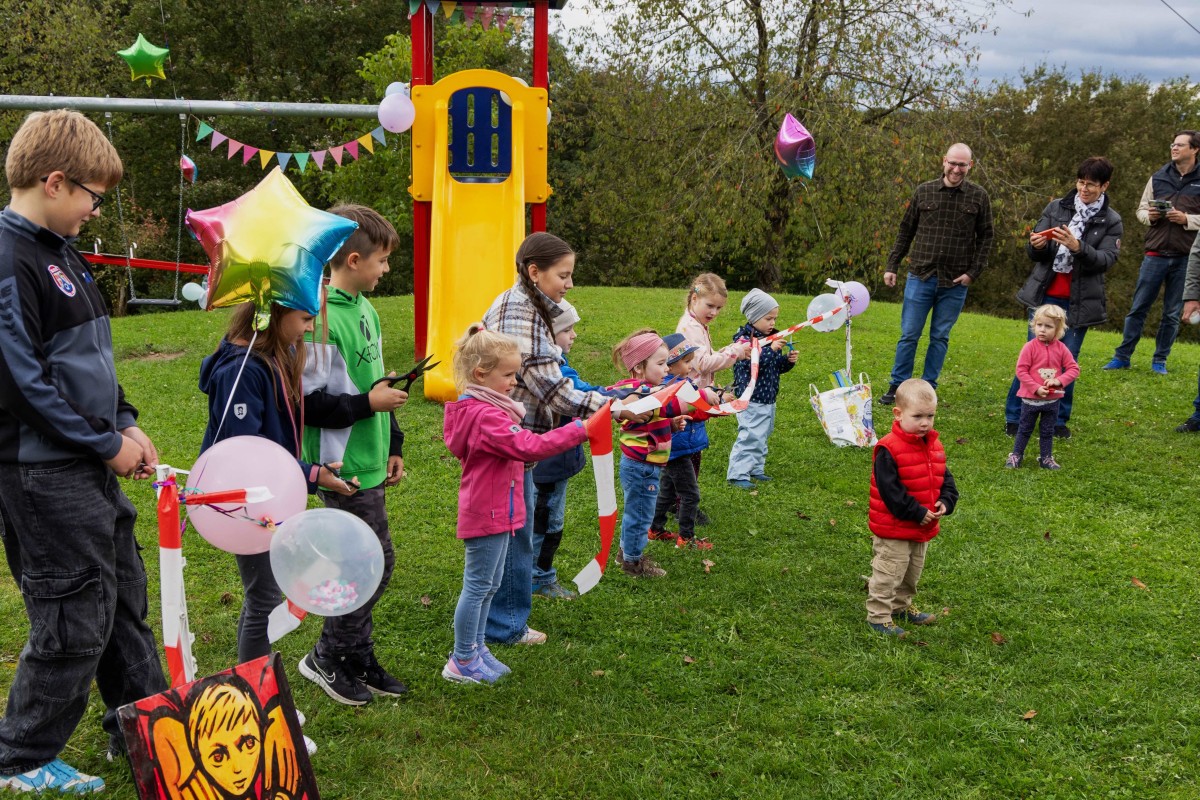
879, 143, 993, 405
1102, 130, 1200, 375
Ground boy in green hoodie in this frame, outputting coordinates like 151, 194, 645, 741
299, 204, 409, 705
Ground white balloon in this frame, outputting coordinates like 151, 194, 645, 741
385, 81, 409, 97
270, 508, 385, 617
546, 108, 552, 125
512, 76, 529, 87
181, 282, 205, 302
806, 293, 848, 333
499, 91, 512, 106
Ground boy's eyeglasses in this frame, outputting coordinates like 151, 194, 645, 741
39, 175, 106, 211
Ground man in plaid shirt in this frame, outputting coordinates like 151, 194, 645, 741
879, 143, 994, 405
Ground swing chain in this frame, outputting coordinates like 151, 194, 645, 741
106, 112, 138, 302
172, 113, 186, 302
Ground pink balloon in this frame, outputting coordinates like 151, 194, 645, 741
377, 93, 416, 133
843, 281, 871, 317
774, 113, 815, 180
185, 436, 307, 555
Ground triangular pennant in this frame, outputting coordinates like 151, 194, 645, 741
345, 140, 360, 160
294, 152, 310, 172
357, 134, 375, 155
259, 149, 275, 169
496, 11, 508, 29
442, 0, 457, 17
427, 0, 440, 13
196, 122, 214, 142
330, 145, 344, 166
510, 0, 527, 8
509, 15, 525, 33
371, 127, 387, 146
408, 0, 421, 16
463, 3, 476, 26
226, 139, 242, 159
242, 146, 259, 165
312, 150, 327, 170
210, 131, 227, 151
450, 6, 464, 23
277, 152, 293, 170
481, 6, 494, 29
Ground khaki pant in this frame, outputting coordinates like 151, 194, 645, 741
866, 536, 929, 624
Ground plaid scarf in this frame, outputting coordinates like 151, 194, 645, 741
1052, 194, 1104, 274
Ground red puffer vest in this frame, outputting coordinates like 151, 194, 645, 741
868, 421, 946, 542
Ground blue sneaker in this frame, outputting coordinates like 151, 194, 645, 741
1151, 361, 1168, 375
892, 605, 937, 625
867, 620, 908, 638
1102, 357, 1129, 370
442, 654, 499, 685
0, 759, 105, 794
478, 646, 511, 677
750, 473, 773, 482
728, 479, 753, 489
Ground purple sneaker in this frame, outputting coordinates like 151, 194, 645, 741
441, 654, 499, 685
478, 646, 511, 677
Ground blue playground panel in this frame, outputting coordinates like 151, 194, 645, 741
448, 87, 512, 183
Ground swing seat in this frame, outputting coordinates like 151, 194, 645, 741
127, 298, 184, 308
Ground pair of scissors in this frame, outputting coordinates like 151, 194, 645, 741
371, 354, 440, 392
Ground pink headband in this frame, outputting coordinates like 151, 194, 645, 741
618, 332, 664, 372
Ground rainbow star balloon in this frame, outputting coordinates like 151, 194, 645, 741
185, 168, 357, 328
118, 34, 170, 85
774, 113, 815, 180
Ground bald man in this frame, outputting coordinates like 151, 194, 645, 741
879, 143, 994, 405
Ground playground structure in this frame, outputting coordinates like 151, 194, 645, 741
409, 0, 564, 401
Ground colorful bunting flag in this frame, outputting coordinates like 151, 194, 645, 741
259, 149, 275, 169
408, 0, 421, 15
481, 6, 494, 29
187, 123, 387, 174
463, 3, 476, 26
294, 152, 310, 172
312, 150, 326, 170
227, 139, 242, 159
426, 0, 440, 13
242, 146, 259, 166
371, 127, 387, 146
442, 0, 457, 17
196, 122, 213, 142
357, 134, 374, 155
277, 152, 293, 171
330, 145, 345, 166
210, 131, 227, 151
346, 141, 360, 160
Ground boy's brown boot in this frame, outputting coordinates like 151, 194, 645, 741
621, 556, 666, 578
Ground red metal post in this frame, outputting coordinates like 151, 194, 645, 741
530, 0, 550, 232
411, 5, 435, 358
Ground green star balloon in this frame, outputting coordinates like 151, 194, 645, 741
118, 33, 169, 85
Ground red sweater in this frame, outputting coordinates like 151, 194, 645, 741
1015, 338, 1079, 400
868, 421, 952, 543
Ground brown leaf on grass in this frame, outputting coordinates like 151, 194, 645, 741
941, 607, 951, 616
592, 670, 606, 677
220, 592, 234, 606
1043, 530, 1052, 541
987, 412, 996, 418
702, 559, 714, 573
829, 519, 837, 526
796, 512, 811, 520
991, 632, 1007, 645
677, 606, 688, 614
1131, 577, 1148, 591
844, 500, 856, 507
749, 490, 759, 496
725, 684, 739, 695
420, 594, 432, 607
1125, 420, 1137, 427
683, 655, 696, 665
781, 567, 790, 574
914, 640, 929, 647
1021, 709, 1038, 721
201, 632, 214, 644
955, 437, 969, 445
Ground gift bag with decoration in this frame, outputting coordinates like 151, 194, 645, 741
809, 372, 877, 448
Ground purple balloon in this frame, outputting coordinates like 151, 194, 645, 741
843, 280, 870, 317
774, 113, 815, 180
378, 92, 416, 133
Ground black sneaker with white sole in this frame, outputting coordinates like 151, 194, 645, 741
299, 650, 372, 706
350, 651, 409, 697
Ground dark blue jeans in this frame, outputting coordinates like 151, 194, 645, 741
1012, 400, 1060, 462
316, 486, 395, 660
1113, 254, 1187, 364
0, 459, 165, 775
485, 472, 536, 644
1005, 297, 1087, 425
889, 273, 969, 388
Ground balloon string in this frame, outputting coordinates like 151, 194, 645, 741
212, 328, 259, 444
799, 181, 825, 240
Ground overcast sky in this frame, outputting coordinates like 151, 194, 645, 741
551, 0, 1200, 86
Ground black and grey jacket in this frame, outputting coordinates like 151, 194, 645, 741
1016, 190, 1123, 329
0, 208, 135, 463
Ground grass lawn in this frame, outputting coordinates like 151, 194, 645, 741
2, 286, 1198, 799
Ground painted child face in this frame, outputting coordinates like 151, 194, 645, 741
1032, 316, 1058, 343
555, 324, 577, 354
751, 308, 780, 335
530, 254, 576, 303
477, 350, 521, 395
638, 345, 669, 387
352, 246, 392, 292
198, 720, 262, 797
279, 309, 316, 346
893, 399, 937, 437
667, 351, 695, 377
689, 293, 727, 325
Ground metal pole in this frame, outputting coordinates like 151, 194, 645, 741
0, 95, 379, 119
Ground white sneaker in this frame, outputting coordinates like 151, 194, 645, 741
303, 735, 317, 756
516, 627, 547, 645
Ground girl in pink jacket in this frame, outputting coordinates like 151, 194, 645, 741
1006, 305, 1079, 471
442, 324, 588, 684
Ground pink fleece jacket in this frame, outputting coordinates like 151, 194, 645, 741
444, 395, 588, 538
1015, 338, 1080, 399
676, 310, 745, 390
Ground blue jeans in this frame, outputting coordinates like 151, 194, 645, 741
0, 459, 166, 774
889, 273, 969, 388
1113, 254, 1187, 364
531, 479, 568, 587
618, 456, 660, 563
1004, 297, 1087, 425
484, 474, 535, 644
454, 532, 510, 661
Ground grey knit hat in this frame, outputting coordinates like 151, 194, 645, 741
741, 288, 779, 324
552, 299, 581, 335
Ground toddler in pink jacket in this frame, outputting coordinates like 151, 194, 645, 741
1006, 305, 1079, 470
442, 324, 588, 684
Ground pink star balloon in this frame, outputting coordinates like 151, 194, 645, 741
185, 168, 357, 327
774, 113, 815, 180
